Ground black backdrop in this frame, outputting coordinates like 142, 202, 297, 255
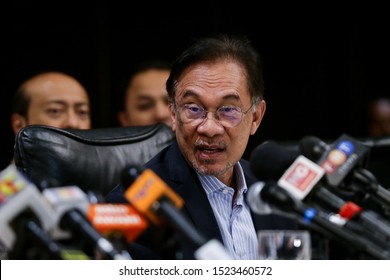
2, 1, 390, 169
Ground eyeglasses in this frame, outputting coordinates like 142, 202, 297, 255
176, 103, 254, 128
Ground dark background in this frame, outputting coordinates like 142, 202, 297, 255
2, 1, 390, 170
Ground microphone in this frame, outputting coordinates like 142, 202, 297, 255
86, 203, 148, 243
279, 156, 390, 245
250, 140, 390, 245
300, 135, 390, 217
86, 203, 148, 258
300, 134, 367, 185
248, 180, 372, 238
299, 136, 330, 162
250, 140, 300, 182
315, 134, 369, 187
41, 186, 132, 260
120, 165, 233, 260
0, 165, 88, 259
247, 180, 390, 259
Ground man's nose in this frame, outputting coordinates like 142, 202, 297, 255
196, 112, 224, 136
64, 110, 82, 129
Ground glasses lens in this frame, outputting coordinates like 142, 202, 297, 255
178, 103, 252, 127
218, 106, 242, 127
184, 104, 203, 118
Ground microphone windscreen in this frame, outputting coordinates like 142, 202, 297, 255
299, 135, 329, 162
249, 141, 299, 181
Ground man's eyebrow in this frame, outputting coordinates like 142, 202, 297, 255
45, 100, 90, 107
135, 94, 154, 101
74, 102, 90, 108
45, 100, 67, 106
181, 90, 240, 102
181, 90, 197, 99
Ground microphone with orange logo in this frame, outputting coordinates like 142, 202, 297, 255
121, 165, 233, 259
86, 203, 149, 259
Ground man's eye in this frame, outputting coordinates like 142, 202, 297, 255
77, 110, 90, 117
219, 106, 237, 113
137, 103, 154, 111
46, 108, 62, 116
186, 105, 203, 113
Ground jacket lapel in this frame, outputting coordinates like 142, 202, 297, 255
165, 142, 223, 242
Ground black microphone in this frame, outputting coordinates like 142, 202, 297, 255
299, 136, 330, 162
315, 134, 369, 187
250, 140, 300, 182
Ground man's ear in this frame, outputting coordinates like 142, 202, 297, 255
169, 103, 177, 132
11, 113, 27, 136
117, 111, 130, 127
250, 100, 266, 135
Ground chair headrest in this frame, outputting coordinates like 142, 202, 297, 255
14, 123, 175, 195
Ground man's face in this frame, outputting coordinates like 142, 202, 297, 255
120, 69, 172, 127
26, 74, 91, 129
369, 99, 390, 137
171, 60, 266, 185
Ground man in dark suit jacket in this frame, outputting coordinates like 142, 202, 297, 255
106, 34, 298, 259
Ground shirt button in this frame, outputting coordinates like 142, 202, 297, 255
222, 188, 229, 194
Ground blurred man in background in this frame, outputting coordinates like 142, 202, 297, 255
116, 60, 172, 127
1, 70, 91, 259
365, 95, 390, 188
367, 96, 390, 137
11, 71, 91, 135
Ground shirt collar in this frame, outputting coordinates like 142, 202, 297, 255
197, 162, 248, 197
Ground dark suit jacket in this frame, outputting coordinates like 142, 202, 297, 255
106, 140, 298, 259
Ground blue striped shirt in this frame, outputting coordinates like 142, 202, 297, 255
197, 163, 259, 259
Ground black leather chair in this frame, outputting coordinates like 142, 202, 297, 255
13, 123, 175, 195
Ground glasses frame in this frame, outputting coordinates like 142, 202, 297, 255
175, 102, 254, 128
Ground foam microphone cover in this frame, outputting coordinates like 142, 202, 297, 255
249, 141, 300, 181
299, 135, 329, 162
